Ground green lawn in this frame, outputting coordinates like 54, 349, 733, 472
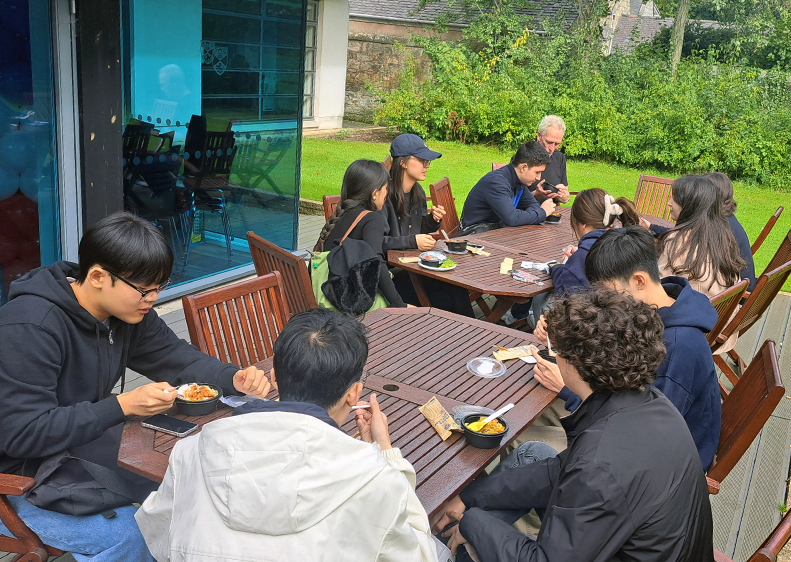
301, 138, 791, 290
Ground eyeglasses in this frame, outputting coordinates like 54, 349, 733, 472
415, 157, 430, 168
104, 269, 171, 301
360, 370, 370, 385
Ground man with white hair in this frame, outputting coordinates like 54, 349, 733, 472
531, 116, 571, 204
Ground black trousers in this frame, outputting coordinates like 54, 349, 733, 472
392, 269, 475, 317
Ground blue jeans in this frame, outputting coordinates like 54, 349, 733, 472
0, 494, 154, 562
452, 441, 559, 562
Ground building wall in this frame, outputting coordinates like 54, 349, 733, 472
310, 0, 350, 129
345, 20, 462, 123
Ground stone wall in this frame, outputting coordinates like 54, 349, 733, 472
344, 21, 462, 123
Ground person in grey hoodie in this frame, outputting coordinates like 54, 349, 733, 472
0, 212, 271, 561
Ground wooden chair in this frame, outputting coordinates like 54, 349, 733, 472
752, 206, 784, 256
634, 174, 674, 222
713, 261, 791, 392
382, 154, 392, 171
247, 231, 317, 315
0, 474, 64, 561
183, 272, 290, 368
491, 163, 578, 196
322, 194, 340, 221
714, 508, 791, 561
707, 340, 783, 495
758, 228, 791, 279
429, 177, 460, 237
707, 279, 749, 349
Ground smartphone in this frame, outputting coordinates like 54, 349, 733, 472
543, 181, 559, 194
141, 414, 199, 437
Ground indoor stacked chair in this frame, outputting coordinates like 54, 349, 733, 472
706, 340, 784, 495
247, 231, 317, 316
182, 271, 289, 368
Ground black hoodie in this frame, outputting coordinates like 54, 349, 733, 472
0, 262, 240, 474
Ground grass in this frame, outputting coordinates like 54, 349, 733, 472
301, 138, 791, 290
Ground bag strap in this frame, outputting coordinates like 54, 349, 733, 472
340, 210, 371, 245
68, 456, 143, 503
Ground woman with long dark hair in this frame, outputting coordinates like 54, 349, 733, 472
314, 160, 406, 308
383, 134, 474, 317
657, 175, 746, 298
705, 172, 756, 292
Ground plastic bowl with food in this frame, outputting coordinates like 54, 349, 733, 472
538, 349, 558, 364
462, 413, 509, 449
444, 239, 468, 252
175, 383, 223, 416
419, 251, 447, 268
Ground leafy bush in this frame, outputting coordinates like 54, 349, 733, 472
375, 25, 791, 190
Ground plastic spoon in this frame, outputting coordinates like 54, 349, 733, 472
467, 403, 515, 432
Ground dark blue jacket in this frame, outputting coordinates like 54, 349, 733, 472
460, 165, 546, 229
556, 277, 721, 471
550, 229, 606, 296
728, 214, 756, 291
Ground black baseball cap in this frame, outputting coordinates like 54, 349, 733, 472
390, 134, 442, 160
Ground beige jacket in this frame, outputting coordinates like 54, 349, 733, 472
135, 411, 438, 562
659, 236, 738, 353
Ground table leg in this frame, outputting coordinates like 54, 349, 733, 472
408, 272, 432, 307
485, 298, 515, 323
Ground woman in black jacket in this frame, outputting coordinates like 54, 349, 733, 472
314, 160, 406, 309
384, 134, 474, 316
433, 289, 714, 562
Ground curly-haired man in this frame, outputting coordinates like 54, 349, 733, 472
431, 290, 714, 562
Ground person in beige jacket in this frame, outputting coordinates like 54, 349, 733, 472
135, 308, 438, 562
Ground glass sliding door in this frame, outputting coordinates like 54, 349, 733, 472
0, 0, 61, 305
121, 0, 305, 289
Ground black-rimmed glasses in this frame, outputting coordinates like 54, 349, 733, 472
104, 269, 171, 301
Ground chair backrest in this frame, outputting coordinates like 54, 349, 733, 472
760, 228, 791, 278
182, 272, 290, 368
492, 162, 506, 171
322, 194, 341, 221
707, 340, 784, 488
752, 206, 784, 256
717, 261, 791, 343
247, 231, 317, 315
201, 131, 237, 176
707, 279, 749, 348
382, 154, 393, 171
634, 174, 674, 222
122, 123, 154, 160
429, 177, 460, 237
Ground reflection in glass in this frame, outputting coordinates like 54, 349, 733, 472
0, 0, 60, 305
122, 0, 305, 288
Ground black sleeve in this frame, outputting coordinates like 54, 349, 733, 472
559, 153, 568, 187
460, 455, 560, 512
381, 202, 418, 251
0, 323, 127, 460
459, 460, 635, 562
421, 213, 441, 234
360, 215, 406, 307
650, 224, 670, 235
126, 310, 240, 396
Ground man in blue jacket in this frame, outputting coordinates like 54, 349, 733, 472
534, 226, 721, 471
0, 212, 271, 561
459, 141, 556, 234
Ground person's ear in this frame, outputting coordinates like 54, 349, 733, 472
87, 266, 107, 290
345, 381, 363, 407
632, 271, 649, 291
270, 368, 278, 391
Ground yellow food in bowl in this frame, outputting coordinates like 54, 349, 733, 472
465, 417, 506, 435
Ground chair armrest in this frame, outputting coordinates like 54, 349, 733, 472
707, 476, 720, 495
0, 474, 36, 496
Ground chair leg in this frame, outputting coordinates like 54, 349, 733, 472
714, 354, 740, 389
182, 210, 197, 271
220, 210, 233, 261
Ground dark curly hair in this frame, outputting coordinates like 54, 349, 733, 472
545, 289, 667, 393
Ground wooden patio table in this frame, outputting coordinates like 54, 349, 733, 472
390, 207, 672, 322
118, 307, 556, 518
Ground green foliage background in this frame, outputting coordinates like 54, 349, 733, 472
373, 18, 791, 191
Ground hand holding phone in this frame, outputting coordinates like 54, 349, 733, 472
141, 414, 198, 437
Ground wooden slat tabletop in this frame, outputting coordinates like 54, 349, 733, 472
118, 308, 556, 518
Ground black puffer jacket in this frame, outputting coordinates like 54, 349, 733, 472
459, 387, 714, 562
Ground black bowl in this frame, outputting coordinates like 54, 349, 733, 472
445, 239, 468, 252
462, 413, 509, 449
538, 349, 558, 364
545, 213, 562, 224
175, 383, 223, 416
419, 251, 446, 267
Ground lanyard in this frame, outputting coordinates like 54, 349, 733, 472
513, 187, 523, 208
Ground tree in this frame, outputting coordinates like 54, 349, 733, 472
670, 0, 691, 74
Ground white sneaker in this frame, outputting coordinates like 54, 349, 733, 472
503, 309, 517, 325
